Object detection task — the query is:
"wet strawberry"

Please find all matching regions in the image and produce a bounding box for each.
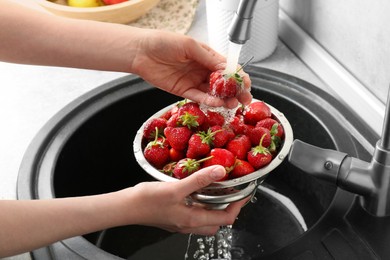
[177,102,206,129]
[164,126,192,151]
[230,159,255,179]
[247,134,272,170]
[202,148,236,180]
[210,125,234,148]
[186,131,213,159]
[228,115,250,135]
[166,113,180,127]
[226,134,251,160]
[161,162,176,176]
[209,70,244,98]
[244,101,272,125]
[247,126,271,147]
[169,147,185,162]
[256,118,284,139]
[143,118,167,141]
[206,110,225,126]
[173,156,213,179]
[144,134,170,169]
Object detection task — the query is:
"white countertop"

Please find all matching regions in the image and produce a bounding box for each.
[0,1,326,259]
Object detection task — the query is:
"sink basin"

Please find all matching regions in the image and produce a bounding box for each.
[17,66,377,259]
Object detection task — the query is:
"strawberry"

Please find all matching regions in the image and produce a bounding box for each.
[228,115,249,135]
[230,159,255,179]
[247,126,271,147]
[247,134,272,170]
[143,133,170,169]
[143,118,167,141]
[177,102,206,129]
[166,113,180,127]
[244,101,272,125]
[102,0,127,5]
[256,118,284,139]
[209,70,244,98]
[206,110,225,126]
[173,156,213,179]
[186,131,213,159]
[226,134,251,160]
[169,147,185,162]
[210,125,234,148]
[161,162,176,177]
[202,148,236,180]
[164,126,192,151]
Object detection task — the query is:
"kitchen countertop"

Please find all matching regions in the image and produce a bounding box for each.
[0,1,326,259]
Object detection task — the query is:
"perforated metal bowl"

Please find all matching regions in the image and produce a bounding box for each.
[133,99,293,208]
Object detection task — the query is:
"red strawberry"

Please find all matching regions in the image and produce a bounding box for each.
[177,102,206,129]
[247,134,273,170]
[202,148,236,180]
[143,118,167,141]
[144,135,170,169]
[235,104,245,116]
[247,126,271,147]
[226,134,251,160]
[169,147,185,162]
[163,99,186,120]
[166,113,180,127]
[209,70,244,98]
[210,125,234,148]
[206,110,225,126]
[164,126,192,151]
[161,162,177,177]
[173,156,212,179]
[244,101,272,125]
[186,131,213,159]
[102,0,127,5]
[256,118,284,139]
[230,159,255,179]
[229,115,249,135]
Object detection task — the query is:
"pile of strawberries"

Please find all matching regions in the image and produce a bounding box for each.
[141,99,284,181]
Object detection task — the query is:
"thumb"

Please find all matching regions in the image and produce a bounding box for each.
[176,165,226,195]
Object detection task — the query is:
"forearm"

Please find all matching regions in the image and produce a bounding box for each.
[0,191,134,257]
[0,1,145,72]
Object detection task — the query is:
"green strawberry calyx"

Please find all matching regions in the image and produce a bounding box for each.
[198,128,223,146]
[251,134,271,156]
[179,156,213,174]
[180,112,199,129]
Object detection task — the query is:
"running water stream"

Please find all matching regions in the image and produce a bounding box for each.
[224,42,243,74]
[200,41,244,123]
[185,41,244,260]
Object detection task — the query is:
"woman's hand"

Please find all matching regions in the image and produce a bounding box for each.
[131,30,252,109]
[120,165,248,235]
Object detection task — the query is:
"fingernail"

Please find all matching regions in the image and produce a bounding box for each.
[210,166,226,180]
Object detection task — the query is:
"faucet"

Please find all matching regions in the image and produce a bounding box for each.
[228,0,258,44]
[289,87,390,217]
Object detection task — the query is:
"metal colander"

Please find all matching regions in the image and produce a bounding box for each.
[133,99,293,209]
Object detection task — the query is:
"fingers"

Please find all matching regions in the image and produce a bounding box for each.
[175,165,226,196]
[175,197,250,235]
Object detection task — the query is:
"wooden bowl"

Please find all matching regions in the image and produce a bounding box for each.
[35,0,160,24]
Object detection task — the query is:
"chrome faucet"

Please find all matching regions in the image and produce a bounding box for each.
[289,87,390,217]
[228,0,258,44]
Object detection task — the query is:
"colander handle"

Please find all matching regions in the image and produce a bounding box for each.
[190,180,259,210]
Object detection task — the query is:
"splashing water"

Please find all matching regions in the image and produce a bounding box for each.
[199,104,239,126]
[185,225,233,260]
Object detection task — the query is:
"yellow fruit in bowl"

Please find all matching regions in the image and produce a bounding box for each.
[67,0,105,7]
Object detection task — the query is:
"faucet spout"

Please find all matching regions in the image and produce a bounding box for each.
[288,86,390,217]
[228,0,258,44]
